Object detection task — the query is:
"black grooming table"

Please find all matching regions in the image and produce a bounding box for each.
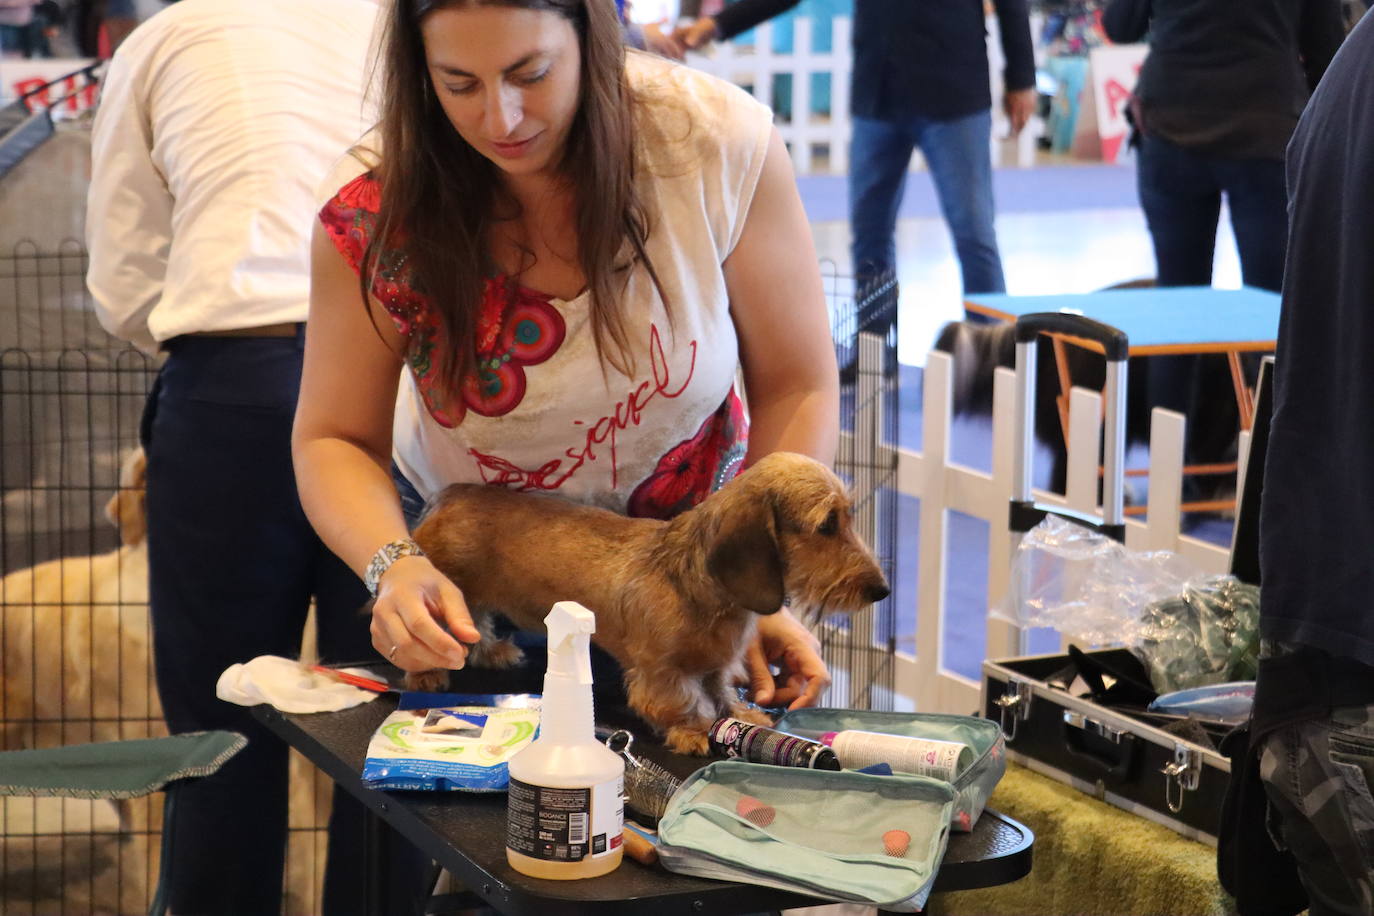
[254,664,1032,915]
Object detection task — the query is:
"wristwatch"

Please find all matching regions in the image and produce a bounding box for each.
[363,537,426,597]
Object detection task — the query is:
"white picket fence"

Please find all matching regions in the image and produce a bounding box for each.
[830,350,1247,715]
[684,15,1045,176]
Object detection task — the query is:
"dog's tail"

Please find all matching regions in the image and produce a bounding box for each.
[932,320,1016,417]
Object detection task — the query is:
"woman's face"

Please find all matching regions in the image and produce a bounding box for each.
[421,4,583,187]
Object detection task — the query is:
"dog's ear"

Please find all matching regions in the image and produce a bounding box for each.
[706,494,786,613]
[104,448,148,547]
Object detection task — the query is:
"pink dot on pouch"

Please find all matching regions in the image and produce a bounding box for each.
[883,829,910,857]
[736,795,775,827]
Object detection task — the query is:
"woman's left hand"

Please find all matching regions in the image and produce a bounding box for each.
[744,608,830,710]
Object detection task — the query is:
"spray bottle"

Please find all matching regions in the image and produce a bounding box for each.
[506,601,625,879]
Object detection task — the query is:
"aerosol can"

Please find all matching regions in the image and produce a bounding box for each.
[506,601,625,879]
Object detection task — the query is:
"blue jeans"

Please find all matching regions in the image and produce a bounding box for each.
[393,464,427,529]
[142,332,429,915]
[849,109,1006,295]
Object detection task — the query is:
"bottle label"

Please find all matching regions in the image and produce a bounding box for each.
[707,717,840,770]
[507,776,624,862]
[831,732,969,781]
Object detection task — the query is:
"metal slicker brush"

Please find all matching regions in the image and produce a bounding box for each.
[598,727,683,827]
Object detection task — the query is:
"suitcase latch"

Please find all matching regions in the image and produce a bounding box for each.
[1161,744,1202,813]
[993,679,1033,741]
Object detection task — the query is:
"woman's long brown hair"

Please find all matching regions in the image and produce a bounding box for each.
[364,0,666,403]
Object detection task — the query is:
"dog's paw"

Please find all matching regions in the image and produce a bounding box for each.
[728,702,775,727]
[468,638,524,669]
[403,668,450,694]
[664,724,712,756]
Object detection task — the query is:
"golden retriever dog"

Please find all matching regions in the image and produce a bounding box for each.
[1,447,156,751]
[0,448,328,914]
[408,452,891,754]
[1,447,155,915]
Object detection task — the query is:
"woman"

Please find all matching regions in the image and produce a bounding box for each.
[294,0,840,711]
[1104,0,1344,487]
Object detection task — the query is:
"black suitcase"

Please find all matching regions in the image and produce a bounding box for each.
[982,647,1230,843]
[981,318,1271,845]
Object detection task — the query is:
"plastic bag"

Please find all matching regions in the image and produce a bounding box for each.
[1149,682,1255,724]
[1006,515,1198,646]
[1006,515,1260,693]
[1135,579,1260,692]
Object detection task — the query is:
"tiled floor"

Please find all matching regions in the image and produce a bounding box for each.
[797,162,1244,680]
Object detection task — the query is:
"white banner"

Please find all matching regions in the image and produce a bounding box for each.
[1087,43,1147,163]
[0,58,99,116]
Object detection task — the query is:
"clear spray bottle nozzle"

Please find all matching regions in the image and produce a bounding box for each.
[545,601,596,686]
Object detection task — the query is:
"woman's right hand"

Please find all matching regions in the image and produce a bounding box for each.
[672,16,719,50]
[370,555,482,672]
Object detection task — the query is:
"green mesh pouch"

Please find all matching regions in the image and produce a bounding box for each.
[657,759,955,911]
[775,708,1006,831]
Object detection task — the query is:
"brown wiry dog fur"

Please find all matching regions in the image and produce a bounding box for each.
[407,451,890,754]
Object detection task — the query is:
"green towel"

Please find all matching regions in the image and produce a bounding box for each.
[930,763,1237,916]
[0,731,246,800]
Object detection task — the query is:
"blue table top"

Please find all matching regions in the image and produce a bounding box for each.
[965,286,1281,352]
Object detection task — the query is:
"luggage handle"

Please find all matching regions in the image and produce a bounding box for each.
[1014,311,1129,361]
[1012,311,1129,538]
[1062,710,1138,781]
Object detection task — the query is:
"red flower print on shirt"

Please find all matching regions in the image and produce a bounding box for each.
[318,173,567,429]
[461,279,566,419]
[336,172,382,213]
[627,388,748,520]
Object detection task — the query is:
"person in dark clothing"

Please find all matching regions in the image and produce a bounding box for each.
[1251,11,1374,914]
[1103,0,1344,482]
[676,0,1037,295]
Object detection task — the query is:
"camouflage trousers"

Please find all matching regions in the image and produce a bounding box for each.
[1259,704,1374,916]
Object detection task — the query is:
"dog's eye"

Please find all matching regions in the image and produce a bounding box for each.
[818,509,839,536]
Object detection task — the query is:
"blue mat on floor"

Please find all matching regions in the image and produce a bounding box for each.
[797,164,1138,224]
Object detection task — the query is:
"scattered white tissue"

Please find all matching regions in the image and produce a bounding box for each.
[217,655,380,713]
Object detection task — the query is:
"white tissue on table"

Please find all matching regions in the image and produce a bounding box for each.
[216,655,380,713]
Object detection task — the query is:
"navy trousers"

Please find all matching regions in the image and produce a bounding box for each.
[142,331,428,915]
[1136,134,1286,474]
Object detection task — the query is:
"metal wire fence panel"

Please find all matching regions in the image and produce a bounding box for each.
[0,239,169,914]
[0,239,338,915]
[823,266,899,711]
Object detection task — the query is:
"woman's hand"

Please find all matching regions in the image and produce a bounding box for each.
[642,22,686,59]
[672,16,719,50]
[743,608,830,710]
[370,555,481,672]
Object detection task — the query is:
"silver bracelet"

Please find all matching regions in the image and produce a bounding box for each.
[363,537,426,597]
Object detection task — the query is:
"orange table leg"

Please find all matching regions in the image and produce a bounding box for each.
[1227,351,1256,430]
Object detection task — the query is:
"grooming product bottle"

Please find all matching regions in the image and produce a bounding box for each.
[707,717,842,770]
[507,602,625,879]
[821,730,973,781]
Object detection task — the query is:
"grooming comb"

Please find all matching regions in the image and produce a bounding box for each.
[596,727,683,827]
[310,666,395,693]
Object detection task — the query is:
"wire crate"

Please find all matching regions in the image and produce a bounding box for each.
[823,265,900,712]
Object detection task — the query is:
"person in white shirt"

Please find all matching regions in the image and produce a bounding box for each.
[86,1,429,913]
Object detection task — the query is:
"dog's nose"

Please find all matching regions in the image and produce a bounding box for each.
[865,582,891,604]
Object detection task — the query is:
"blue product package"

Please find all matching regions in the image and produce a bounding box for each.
[1148,681,1255,724]
[362,697,541,791]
